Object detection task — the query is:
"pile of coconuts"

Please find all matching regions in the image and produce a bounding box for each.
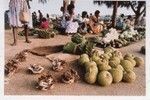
[78,47,144,86]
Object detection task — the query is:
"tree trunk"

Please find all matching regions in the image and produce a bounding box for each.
[112,1,118,27]
[134,12,141,25]
[134,8,145,25]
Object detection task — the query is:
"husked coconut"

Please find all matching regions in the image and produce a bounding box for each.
[109,68,123,83]
[109,57,121,68]
[134,57,144,67]
[123,70,136,83]
[78,54,90,66]
[84,72,97,84]
[97,71,113,86]
[120,60,134,71]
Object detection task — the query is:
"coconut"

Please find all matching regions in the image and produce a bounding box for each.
[97,59,111,71]
[112,50,123,60]
[124,57,136,67]
[78,54,90,66]
[124,54,135,59]
[85,61,98,74]
[122,70,136,83]
[134,57,144,67]
[103,47,115,53]
[120,60,134,71]
[84,72,97,84]
[91,55,101,63]
[109,68,123,83]
[71,33,85,44]
[105,52,112,58]
[109,57,121,68]
[100,53,110,60]
[97,71,113,86]
[63,42,77,53]
[116,65,124,71]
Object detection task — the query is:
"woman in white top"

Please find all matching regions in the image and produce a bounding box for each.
[9,0,31,46]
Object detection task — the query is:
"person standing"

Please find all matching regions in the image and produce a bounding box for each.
[38,10,43,25]
[32,12,38,28]
[9,0,31,46]
[67,0,76,20]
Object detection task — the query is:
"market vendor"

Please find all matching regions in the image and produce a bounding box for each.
[125,15,135,29]
[9,0,31,46]
[89,10,104,34]
[78,11,90,34]
[40,17,49,30]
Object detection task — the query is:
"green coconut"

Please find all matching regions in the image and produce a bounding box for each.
[97,71,113,86]
[78,54,90,66]
[84,72,97,84]
[120,60,134,71]
[122,70,136,83]
[63,42,77,53]
[103,47,115,53]
[71,33,85,44]
[109,68,123,83]
[109,57,121,68]
[134,57,144,67]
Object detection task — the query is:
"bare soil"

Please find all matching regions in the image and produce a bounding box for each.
[4,29,145,95]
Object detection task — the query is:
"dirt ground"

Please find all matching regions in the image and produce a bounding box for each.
[4,29,146,95]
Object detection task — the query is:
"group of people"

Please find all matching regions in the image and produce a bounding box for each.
[32,10,53,30]
[8,0,106,46]
[8,0,145,46]
[116,14,146,30]
[60,0,104,34]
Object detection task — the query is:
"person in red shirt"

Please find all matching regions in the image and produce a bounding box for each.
[40,17,49,30]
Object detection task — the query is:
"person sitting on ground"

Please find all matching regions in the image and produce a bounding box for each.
[78,11,90,34]
[116,14,125,30]
[40,17,49,30]
[89,10,104,34]
[65,16,79,34]
[125,15,135,29]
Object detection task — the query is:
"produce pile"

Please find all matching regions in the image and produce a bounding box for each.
[5,51,80,91]
[37,29,57,39]
[5,50,28,77]
[18,28,58,39]
[63,33,95,55]
[78,47,144,86]
[90,28,145,48]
